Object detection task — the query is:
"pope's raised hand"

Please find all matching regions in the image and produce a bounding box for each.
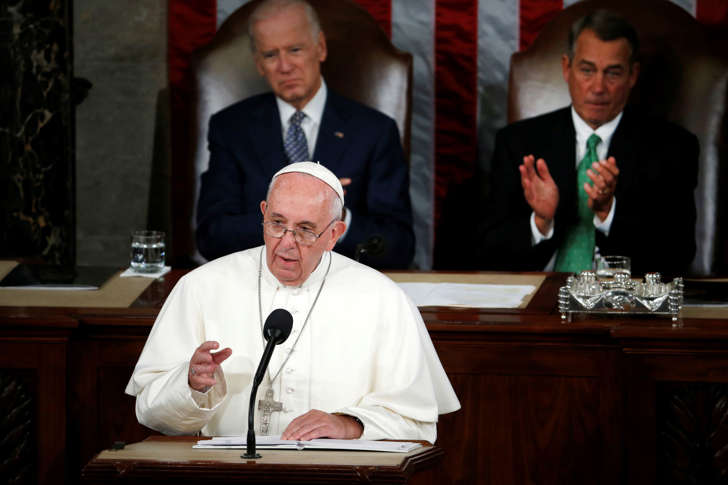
[519,154,559,235]
[188,341,232,392]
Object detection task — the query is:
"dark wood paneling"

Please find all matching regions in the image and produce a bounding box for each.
[69,334,152,478]
[3,272,728,485]
[434,337,621,485]
[0,337,69,485]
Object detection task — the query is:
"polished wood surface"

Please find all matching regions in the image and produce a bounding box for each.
[2,270,728,484]
[81,436,442,485]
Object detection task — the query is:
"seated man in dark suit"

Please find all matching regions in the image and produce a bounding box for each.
[476,9,698,277]
[196,0,414,269]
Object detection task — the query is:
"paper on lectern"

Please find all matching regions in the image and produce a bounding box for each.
[194,435,421,453]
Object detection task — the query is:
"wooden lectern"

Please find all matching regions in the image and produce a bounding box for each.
[81,436,443,484]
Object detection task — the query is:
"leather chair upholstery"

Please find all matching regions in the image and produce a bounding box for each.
[172,0,412,264]
[509,0,728,276]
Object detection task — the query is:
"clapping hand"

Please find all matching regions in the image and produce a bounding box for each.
[584,156,619,221]
[519,154,559,235]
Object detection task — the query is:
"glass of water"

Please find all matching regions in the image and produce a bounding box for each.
[130,230,166,273]
[595,255,631,279]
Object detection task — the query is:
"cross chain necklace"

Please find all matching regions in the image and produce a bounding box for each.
[256,248,331,434]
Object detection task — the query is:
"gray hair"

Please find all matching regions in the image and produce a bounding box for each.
[266,173,344,221]
[567,9,640,65]
[248,0,322,53]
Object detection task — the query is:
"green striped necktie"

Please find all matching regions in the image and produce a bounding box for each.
[554,133,601,273]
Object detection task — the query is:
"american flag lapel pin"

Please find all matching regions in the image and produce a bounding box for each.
[334,131,344,139]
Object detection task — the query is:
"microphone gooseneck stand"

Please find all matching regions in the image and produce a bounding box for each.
[243,308,293,459]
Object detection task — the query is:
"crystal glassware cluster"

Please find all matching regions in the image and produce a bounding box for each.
[559,271,683,323]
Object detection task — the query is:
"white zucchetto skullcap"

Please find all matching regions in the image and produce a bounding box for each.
[273,161,344,203]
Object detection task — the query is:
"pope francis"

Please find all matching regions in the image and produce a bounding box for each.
[126,162,460,443]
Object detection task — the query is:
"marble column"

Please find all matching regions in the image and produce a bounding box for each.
[0,0,73,265]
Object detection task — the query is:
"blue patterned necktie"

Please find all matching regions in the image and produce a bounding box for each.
[554,133,602,273]
[284,111,309,163]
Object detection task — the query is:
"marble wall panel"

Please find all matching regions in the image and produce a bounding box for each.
[1,0,73,265]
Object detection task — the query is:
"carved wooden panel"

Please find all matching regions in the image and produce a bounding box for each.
[0,337,67,485]
[0,370,36,485]
[657,382,728,485]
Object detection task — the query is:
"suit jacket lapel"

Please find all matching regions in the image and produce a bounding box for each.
[607,109,636,199]
[312,91,349,173]
[251,94,288,173]
[551,108,578,213]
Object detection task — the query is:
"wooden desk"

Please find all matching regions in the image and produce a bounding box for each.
[2,270,728,484]
[81,436,442,484]
[420,282,728,484]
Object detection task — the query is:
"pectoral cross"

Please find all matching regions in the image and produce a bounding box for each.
[257,388,283,435]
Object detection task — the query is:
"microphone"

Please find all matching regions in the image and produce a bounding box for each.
[243,308,293,459]
[355,234,385,262]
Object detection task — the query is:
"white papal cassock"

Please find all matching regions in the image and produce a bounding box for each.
[125,246,460,443]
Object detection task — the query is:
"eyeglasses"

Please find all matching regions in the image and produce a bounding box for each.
[262,218,337,246]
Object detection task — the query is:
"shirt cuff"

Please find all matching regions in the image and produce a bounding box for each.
[190,366,227,410]
[530,212,554,245]
[593,197,616,235]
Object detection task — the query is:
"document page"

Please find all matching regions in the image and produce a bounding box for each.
[195,435,421,453]
[397,282,536,308]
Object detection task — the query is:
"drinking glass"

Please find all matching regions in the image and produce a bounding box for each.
[595,255,631,279]
[130,230,166,273]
